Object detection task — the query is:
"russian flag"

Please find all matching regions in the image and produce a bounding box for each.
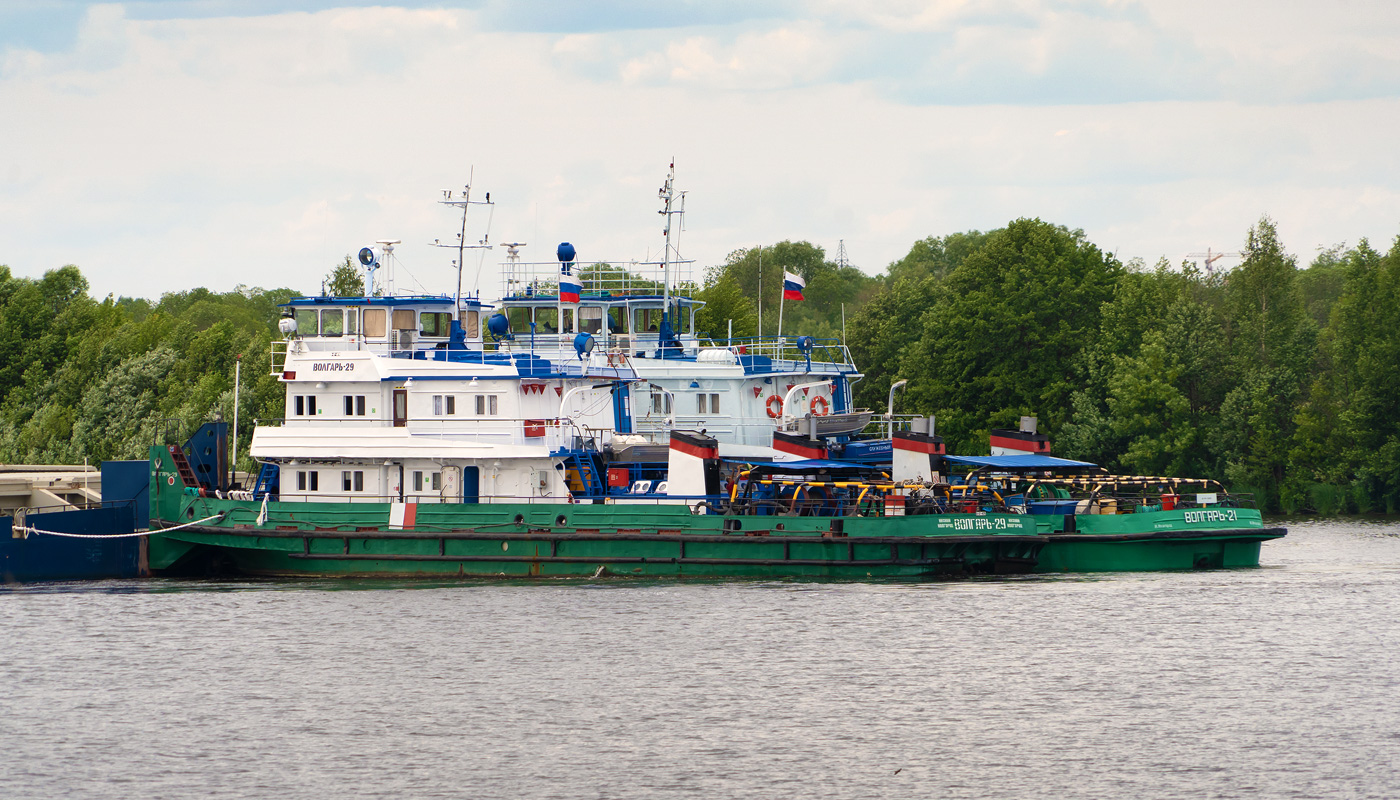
[782,271,805,301]
[560,266,581,303]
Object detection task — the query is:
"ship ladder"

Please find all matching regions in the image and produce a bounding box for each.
[252,462,280,499]
[167,445,200,488]
[568,452,607,499]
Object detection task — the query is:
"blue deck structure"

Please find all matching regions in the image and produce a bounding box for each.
[0,460,150,583]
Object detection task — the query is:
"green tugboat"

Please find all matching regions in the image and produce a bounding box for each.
[145,167,1284,578]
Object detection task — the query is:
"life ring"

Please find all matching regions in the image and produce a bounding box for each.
[810,396,830,416]
[765,394,784,418]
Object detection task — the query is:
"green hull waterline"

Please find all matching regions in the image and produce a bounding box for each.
[148,457,1284,579]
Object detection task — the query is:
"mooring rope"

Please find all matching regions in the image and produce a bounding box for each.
[13,513,227,539]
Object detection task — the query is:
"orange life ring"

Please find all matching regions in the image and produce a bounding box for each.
[607,351,626,367]
[765,394,784,419]
[810,395,830,416]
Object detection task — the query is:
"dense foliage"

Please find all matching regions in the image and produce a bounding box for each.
[5,217,1399,513]
[0,266,295,471]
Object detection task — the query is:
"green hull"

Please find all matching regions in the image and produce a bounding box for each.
[148,450,1285,579]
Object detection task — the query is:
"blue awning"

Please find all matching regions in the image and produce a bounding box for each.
[729,458,879,474]
[944,455,1101,470]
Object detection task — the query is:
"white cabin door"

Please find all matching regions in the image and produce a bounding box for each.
[440,466,461,503]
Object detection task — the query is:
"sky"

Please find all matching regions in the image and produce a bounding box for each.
[2,0,1398,300]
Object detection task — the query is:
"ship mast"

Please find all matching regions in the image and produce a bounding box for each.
[434,172,494,308]
[657,162,686,346]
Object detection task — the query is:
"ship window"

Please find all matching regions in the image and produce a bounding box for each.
[297,471,305,490]
[343,470,364,492]
[651,392,671,414]
[561,307,575,334]
[344,395,353,415]
[356,396,366,416]
[433,395,443,415]
[446,396,455,415]
[364,308,387,337]
[392,309,415,330]
[710,394,720,414]
[354,471,364,491]
[420,312,451,337]
[696,394,707,414]
[321,309,344,336]
[634,308,660,333]
[535,307,558,334]
[307,396,317,416]
[295,396,304,416]
[475,395,498,416]
[346,308,359,335]
[431,472,441,491]
[579,306,603,334]
[463,309,479,338]
[412,471,423,492]
[298,470,318,491]
[295,308,317,335]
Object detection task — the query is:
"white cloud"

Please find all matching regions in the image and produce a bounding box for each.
[1,2,1398,303]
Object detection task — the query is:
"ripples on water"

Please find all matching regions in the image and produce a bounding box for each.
[2,520,1398,800]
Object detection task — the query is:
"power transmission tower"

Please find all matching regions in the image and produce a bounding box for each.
[835,239,850,270]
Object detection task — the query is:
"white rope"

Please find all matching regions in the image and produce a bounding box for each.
[14,513,226,539]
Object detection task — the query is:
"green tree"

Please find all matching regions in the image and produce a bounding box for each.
[326,255,365,297]
[901,218,1122,451]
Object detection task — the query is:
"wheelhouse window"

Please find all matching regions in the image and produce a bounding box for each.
[364,308,387,337]
[321,309,344,336]
[535,307,558,334]
[295,308,317,335]
[420,312,451,337]
[579,306,603,334]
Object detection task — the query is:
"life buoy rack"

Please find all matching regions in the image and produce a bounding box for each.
[607,351,627,367]
[810,396,830,416]
[765,394,784,418]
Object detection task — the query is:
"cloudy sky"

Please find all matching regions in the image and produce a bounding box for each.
[2,0,1398,300]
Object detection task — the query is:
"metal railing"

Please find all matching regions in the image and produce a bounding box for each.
[500,259,699,299]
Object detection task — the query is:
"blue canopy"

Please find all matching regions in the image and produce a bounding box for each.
[944,455,1100,470]
[729,458,879,475]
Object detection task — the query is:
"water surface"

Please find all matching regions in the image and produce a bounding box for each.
[3,519,1398,799]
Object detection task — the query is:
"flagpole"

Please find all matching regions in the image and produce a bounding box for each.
[778,274,786,341]
[756,246,763,339]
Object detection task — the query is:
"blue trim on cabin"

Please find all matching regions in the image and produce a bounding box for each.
[283,295,493,308]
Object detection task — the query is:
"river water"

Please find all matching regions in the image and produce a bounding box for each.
[2,518,1398,800]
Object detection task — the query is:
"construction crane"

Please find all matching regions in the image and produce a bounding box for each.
[1185,247,1241,274]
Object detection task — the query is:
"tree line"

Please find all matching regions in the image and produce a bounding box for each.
[691,218,1398,514]
[3,215,1397,513]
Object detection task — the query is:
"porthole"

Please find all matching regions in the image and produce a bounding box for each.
[513,514,525,525]
[556,515,568,527]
